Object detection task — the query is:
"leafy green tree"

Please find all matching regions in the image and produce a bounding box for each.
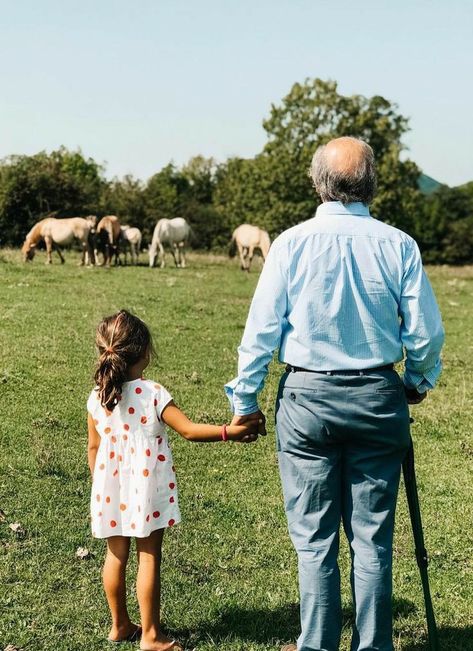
[100,174,146,229]
[0,147,104,245]
[214,78,425,239]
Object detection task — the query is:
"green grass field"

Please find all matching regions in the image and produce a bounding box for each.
[0,249,472,651]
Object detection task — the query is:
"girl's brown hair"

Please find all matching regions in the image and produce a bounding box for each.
[94,310,153,411]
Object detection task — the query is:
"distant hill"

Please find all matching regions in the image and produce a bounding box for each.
[418,173,443,195]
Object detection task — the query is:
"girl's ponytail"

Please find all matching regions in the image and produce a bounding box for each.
[95,349,128,412]
[94,310,153,411]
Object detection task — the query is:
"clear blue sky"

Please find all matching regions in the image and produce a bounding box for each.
[1,0,471,186]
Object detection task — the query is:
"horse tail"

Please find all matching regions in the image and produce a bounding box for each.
[260,230,271,260]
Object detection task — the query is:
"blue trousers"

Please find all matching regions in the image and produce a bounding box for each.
[275,369,411,651]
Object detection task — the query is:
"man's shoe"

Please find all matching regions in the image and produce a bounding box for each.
[281,645,297,651]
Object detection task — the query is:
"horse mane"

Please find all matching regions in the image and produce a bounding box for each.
[25,218,49,244]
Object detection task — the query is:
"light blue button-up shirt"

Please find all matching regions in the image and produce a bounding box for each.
[225,201,445,415]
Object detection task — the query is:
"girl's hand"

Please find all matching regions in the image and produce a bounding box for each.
[227,421,259,443]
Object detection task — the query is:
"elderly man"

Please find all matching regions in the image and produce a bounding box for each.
[225,137,444,651]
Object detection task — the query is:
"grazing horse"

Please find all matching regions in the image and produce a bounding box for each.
[95,215,121,267]
[149,217,190,268]
[22,215,97,265]
[119,226,142,265]
[230,224,271,271]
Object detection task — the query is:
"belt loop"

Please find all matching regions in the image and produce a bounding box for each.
[326,371,332,376]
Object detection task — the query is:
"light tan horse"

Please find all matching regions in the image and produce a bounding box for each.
[95,215,121,267]
[230,224,271,271]
[119,225,142,265]
[22,215,97,264]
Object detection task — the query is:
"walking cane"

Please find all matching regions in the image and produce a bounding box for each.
[402,426,440,651]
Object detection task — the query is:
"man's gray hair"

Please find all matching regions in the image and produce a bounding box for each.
[309,138,377,205]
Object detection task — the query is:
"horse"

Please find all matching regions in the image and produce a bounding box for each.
[149,217,191,268]
[230,224,271,271]
[22,215,97,265]
[95,215,121,267]
[119,225,142,265]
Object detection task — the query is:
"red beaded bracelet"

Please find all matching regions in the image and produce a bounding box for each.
[221,424,228,441]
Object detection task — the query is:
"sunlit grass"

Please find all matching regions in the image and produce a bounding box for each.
[0,250,471,650]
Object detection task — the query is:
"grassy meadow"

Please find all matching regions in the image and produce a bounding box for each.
[0,248,472,651]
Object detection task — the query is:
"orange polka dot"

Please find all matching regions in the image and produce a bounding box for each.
[135,387,142,394]
[158,437,163,444]
[131,523,136,530]
[96,494,100,501]
[99,463,105,470]
[143,469,149,477]
[131,447,135,454]
[110,451,115,459]
[153,511,160,518]
[124,424,130,431]
[120,504,127,511]
[158,454,166,462]
[113,469,118,477]
[118,455,123,462]
[111,435,117,443]
[106,496,111,503]
[128,407,135,415]
[168,519,175,526]
[169,496,175,503]
[154,399,158,406]
[94,419,99,425]
[154,384,161,389]
[141,416,147,424]
[123,434,128,441]
[145,448,151,457]
[98,512,102,517]
[169,482,175,489]
[104,427,111,434]
[110,520,117,528]
[146,515,150,522]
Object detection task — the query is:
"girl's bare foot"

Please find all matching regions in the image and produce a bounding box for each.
[108,621,141,642]
[140,632,183,651]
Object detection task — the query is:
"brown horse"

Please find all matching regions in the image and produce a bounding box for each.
[95,215,121,267]
[22,216,97,264]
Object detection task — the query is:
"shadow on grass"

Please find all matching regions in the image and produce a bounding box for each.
[174,598,422,647]
[402,626,473,651]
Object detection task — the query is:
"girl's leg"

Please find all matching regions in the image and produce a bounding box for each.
[136,529,179,650]
[104,535,140,641]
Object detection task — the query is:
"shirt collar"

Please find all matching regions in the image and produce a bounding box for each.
[315,201,371,218]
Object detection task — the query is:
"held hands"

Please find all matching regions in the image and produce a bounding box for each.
[230,410,267,443]
[404,386,427,405]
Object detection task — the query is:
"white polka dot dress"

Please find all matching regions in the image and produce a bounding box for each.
[87,379,181,538]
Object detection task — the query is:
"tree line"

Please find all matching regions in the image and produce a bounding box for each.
[1,78,471,263]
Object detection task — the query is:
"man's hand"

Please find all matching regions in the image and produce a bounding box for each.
[404,386,427,405]
[231,410,267,440]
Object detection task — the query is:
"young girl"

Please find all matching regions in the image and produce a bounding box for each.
[87,310,258,651]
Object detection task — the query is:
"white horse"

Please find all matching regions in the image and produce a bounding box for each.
[120,226,142,265]
[149,217,191,268]
[22,215,97,265]
[230,224,271,271]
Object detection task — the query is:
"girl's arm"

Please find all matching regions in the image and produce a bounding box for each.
[161,402,258,442]
[87,413,101,475]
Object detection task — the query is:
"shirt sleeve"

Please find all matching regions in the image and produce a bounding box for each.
[153,384,173,420]
[225,239,288,415]
[399,239,445,393]
[86,388,98,414]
